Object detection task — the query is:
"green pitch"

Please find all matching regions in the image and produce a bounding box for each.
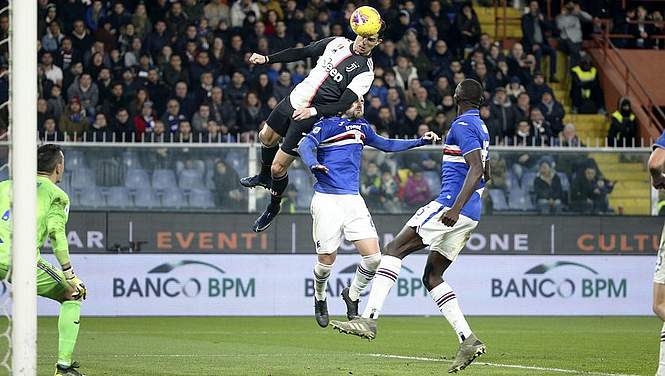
[4,316,663,375]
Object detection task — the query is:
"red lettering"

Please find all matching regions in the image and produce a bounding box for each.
[577,234,594,252]
[175,232,195,249]
[260,234,268,250]
[599,234,615,252]
[199,232,213,250]
[241,233,257,249]
[218,233,237,249]
[620,235,634,252]
[635,234,649,251]
[157,232,172,249]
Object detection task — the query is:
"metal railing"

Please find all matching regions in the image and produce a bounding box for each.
[592,21,665,135]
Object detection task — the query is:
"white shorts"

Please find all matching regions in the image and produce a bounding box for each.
[655,224,665,284]
[310,192,378,254]
[405,201,478,261]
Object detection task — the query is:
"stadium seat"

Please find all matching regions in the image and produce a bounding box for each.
[106,187,133,208]
[224,149,248,175]
[71,168,96,189]
[179,169,205,190]
[161,188,186,208]
[290,169,311,191]
[152,169,177,190]
[489,189,509,211]
[134,188,160,208]
[66,150,86,170]
[77,187,104,208]
[125,168,150,189]
[522,171,537,192]
[557,172,570,193]
[508,186,535,211]
[423,171,441,195]
[122,151,142,169]
[189,188,215,208]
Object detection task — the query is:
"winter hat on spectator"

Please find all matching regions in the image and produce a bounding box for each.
[510,76,521,85]
[70,96,81,105]
[494,86,506,93]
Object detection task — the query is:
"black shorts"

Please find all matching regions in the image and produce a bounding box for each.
[265,97,318,156]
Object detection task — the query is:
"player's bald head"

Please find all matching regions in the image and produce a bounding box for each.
[454,79,484,108]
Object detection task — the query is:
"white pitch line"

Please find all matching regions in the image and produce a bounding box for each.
[364,353,640,376]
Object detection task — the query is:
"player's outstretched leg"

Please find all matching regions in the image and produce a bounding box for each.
[653,282,665,375]
[422,251,485,373]
[332,226,425,339]
[343,251,381,319]
[313,261,333,327]
[252,151,294,232]
[240,127,279,189]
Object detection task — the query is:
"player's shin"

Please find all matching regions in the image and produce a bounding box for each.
[428,281,472,343]
[658,322,665,376]
[260,142,279,179]
[361,255,402,319]
[270,173,289,207]
[57,300,82,367]
[349,252,380,301]
[313,262,333,301]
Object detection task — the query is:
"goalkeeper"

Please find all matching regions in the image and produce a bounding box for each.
[0,144,87,376]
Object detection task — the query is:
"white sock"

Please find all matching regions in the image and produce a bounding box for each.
[349,253,381,301]
[429,281,472,343]
[361,255,402,319]
[313,262,333,301]
[658,322,665,376]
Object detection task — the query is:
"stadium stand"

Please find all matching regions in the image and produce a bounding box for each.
[0,0,661,214]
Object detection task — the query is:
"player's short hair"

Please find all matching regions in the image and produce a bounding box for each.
[37,144,64,174]
[377,20,387,39]
[455,79,484,107]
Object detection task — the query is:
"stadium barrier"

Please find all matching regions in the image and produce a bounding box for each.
[51,212,661,255]
[6,254,653,316]
[0,143,653,214]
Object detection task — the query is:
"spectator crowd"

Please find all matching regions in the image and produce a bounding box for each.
[0,0,656,213]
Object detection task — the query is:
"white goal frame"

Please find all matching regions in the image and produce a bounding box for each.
[10,0,37,375]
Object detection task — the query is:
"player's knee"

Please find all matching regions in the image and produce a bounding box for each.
[259,126,279,147]
[383,241,400,257]
[363,252,381,270]
[271,161,288,178]
[654,301,665,318]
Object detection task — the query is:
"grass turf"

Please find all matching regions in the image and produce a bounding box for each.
[1,316,661,375]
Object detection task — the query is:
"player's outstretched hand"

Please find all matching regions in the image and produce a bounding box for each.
[248,53,268,65]
[420,131,441,143]
[293,107,314,121]
[311,164,329,174]
[440,208,459,227]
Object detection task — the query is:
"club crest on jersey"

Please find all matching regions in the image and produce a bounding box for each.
[345,62,360,72]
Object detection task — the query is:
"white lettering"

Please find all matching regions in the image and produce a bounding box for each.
[514,234,529,251]
[87,231,104,248]
[68,231,84,248]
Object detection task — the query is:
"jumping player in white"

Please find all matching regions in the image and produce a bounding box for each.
[240,23,385,233]
[331,79,491,374]
[648,130,665,376]
[297,97,439,327]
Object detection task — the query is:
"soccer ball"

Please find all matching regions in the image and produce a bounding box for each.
[349,6,382,37]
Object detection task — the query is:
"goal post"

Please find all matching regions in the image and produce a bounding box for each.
[10,0,38,374]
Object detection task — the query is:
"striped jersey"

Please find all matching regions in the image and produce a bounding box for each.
[301,116,424,195]
[437,109,490,221]
[654,131,665,149]
[289,37,374,109]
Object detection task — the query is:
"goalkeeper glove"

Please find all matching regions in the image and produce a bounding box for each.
[63,267,87,300]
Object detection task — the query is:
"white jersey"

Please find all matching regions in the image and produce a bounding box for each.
[289,37,374,109]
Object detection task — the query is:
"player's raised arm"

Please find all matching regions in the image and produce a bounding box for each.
[249,37,336,65]
[441,149,484,227]
[364,122,440,152]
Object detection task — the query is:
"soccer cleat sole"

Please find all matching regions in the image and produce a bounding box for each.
[448,345,486,373]
[330,321,375,341]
